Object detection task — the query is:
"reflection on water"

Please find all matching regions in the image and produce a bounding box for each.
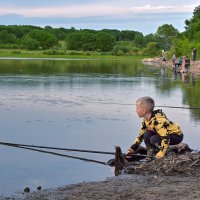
[0,59,200,196]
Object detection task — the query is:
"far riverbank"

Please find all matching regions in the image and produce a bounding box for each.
[143,57,200,77]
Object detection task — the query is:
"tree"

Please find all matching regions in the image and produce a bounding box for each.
[28,30,57,49]
[66,31,97,51]
[66,32,82,50]
[156,24,179,49]
[80,31,97,51]
[96,32,115,52]
[0,30,17,44]
[134,33,145,48]
[144,42,158,56]
[184,5,200,40]
[22,35,40,50]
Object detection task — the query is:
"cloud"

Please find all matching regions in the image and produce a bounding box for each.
[128,4,197,14]
[0,3,198,18]
[0,3,197,35]
[0,5,126,18]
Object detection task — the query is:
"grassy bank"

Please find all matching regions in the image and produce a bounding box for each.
[0,49,145,60]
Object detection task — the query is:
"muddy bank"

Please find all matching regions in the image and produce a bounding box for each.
[4,173,200,200]
[143,57,200,77]
[3,152,200,200]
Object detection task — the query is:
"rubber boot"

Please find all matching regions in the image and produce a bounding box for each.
[145,146,156,162]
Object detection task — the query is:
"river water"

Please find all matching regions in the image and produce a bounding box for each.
[0,58,199,196]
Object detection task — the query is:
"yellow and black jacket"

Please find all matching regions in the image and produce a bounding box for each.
[132,109,183,156]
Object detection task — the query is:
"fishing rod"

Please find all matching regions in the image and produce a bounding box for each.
[0,141,147,157]
[1,142,107,165]
[156,105,200,110]
[0,141,115,155]
[85,100,200,110]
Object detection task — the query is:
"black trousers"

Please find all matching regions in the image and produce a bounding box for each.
[143,130,183,149]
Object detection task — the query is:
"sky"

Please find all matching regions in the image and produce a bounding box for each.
[0,0,199,35]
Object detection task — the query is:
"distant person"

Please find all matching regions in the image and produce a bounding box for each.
[192,48,197,62]
[171,54,176,66]
[126,96,183,161]
[162,50,166,61]
[175,57,183,68]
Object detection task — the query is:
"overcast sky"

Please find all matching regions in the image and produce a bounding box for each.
[0,0,199,35]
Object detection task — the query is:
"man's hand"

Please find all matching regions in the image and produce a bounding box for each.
[156,151,164,159]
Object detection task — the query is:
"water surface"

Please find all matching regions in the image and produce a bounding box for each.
[0,59,200,196]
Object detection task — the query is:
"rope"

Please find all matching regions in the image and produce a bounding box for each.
[85,100,200,110]
[0,141,115,155]
[1,142,107,165]
[0,141,147,165]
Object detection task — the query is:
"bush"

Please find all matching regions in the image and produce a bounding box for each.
[43,50,65,55]
[66,50,85,55]
[11,50,21,54]
[112,45,130,56]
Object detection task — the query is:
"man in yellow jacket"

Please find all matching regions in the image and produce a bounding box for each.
[127,96,183,161]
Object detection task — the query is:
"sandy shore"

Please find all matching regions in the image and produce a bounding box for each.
[143,57,200,77]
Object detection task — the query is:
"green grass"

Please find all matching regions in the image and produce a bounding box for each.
[0,49,146,61]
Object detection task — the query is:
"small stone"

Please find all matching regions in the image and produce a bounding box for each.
[24,187,30,193]
[37,186,42,191]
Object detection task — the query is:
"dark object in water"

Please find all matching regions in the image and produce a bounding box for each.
[24,187,30,193]
[114,146,128,176]
[37,186,42,191]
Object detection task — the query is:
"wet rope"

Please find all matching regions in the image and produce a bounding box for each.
[0,142,108,165]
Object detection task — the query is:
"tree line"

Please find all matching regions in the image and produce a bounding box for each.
[0,5,199,58]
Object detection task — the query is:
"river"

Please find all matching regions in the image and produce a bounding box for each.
[0,58,199,196]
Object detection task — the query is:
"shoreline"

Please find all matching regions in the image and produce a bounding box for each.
[142,57,200,77]
[3,173,199,200]
[3,151,200,200]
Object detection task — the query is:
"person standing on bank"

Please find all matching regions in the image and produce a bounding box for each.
[192,48,197,62]
[162,50,166,61]
[171,54,176,67]
[126,97,183,161]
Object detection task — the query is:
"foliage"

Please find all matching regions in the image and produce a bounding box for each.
[66,31,97,51]
[143,42,159,56]
[156,24,179,50]
[112,41,140,56]
[27,30,58,49]
[0,30,18,44]
[184,5,200,42]
[96,32,115,52]
[171,37,191,57]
